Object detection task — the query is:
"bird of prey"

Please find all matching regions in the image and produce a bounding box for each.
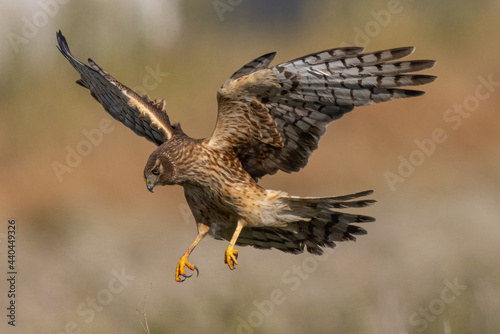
[57,31,435,282]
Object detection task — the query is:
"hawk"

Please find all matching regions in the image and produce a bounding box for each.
[57,31,435,282]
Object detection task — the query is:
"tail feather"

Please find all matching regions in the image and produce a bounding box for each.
[234,190,375,255]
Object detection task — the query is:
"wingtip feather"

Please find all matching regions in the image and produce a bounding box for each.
[396,46,415,57]
[56,30,71,57]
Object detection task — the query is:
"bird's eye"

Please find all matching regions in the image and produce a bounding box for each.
[152,168,160,175]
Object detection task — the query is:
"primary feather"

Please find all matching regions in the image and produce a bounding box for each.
[211,46,436,179]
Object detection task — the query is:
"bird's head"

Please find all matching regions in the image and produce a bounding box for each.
[143,149,176,192]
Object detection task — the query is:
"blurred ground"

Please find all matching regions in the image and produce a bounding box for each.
[1,1,500,333]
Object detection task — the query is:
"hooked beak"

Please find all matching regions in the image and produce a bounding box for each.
[145,179,155,193]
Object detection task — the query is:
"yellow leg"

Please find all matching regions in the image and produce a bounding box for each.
[176,223,209,282]
[224,219,245,270]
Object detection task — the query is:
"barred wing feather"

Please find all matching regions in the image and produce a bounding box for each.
[56,31,176,146]
[211,46,436,179]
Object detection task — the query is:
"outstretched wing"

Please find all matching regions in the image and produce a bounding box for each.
[57,31,176,146]
[209,46,436,179]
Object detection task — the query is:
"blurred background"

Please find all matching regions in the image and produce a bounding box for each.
[1,0,499,333]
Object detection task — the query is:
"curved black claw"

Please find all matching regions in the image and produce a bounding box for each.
[177,274,190,283]
[177,265,199,283]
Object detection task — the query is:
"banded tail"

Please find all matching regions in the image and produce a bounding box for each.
[226,190,375,255]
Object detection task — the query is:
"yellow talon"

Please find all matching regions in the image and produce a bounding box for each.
[224,246,239,270]
[175,255,197,282]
